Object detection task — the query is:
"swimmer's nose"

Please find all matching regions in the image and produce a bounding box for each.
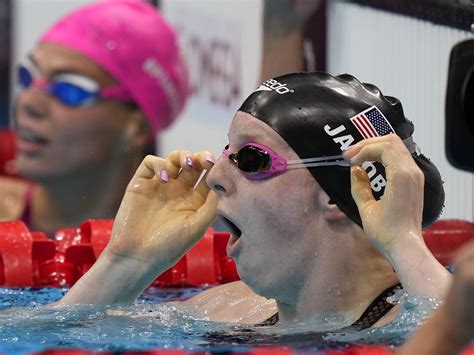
[206,173,227,195]
[20,102,47,120]
[211,183,226,194]
[15,89,48,121]
[206,157,230,196]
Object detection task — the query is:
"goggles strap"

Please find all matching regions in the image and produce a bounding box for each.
[287,155,350,169]
[403,136,421,155]
[287,154,346,164]
[286,160,351,169]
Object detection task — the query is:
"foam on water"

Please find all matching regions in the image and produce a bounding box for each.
[0,287,440,354]
[324,289,442,345]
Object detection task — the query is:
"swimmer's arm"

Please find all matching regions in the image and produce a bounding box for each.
[59,250,162,304]
[260,0,321,82]
[379,232,452,299]
[59,152,217,305]
[0,176,31,221]
[344,135,452,299]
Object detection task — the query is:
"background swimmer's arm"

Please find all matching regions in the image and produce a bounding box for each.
[396,242,474,355]
[344,135,451,299]
[0,176,31,221]
[59,152,218,305]
[260,0,321,82]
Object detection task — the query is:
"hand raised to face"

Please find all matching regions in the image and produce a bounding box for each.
[343,134,425,254]
[106,151,218,272]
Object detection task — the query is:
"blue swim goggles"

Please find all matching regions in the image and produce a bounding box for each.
[17,60,133,107]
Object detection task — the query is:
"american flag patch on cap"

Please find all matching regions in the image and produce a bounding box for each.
[350,106,395,139]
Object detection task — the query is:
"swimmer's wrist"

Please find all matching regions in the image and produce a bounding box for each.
[367,229,422,261]
[381,229,430,266]
[379,230,425,256]
[381,230,451,298]
[61,249,165,305]
[100,247,169,285]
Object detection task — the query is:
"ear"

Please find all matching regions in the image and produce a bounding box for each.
[324,200,347,221]
[317,189,347,221]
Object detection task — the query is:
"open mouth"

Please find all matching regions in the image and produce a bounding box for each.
[219,215,242,239]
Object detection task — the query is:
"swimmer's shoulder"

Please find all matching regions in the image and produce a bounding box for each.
[180,280,277,324]
[0,176,32,221]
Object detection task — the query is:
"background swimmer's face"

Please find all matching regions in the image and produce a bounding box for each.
[207,111,331,302]
[14,42,146,181]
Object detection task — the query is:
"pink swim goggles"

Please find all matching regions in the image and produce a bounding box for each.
[222,142,350,180]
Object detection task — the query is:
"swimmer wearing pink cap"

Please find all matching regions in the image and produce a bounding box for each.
[0,0,189,236]
[40,0,189,135]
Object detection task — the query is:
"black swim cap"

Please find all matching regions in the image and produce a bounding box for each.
[239,72,444,228]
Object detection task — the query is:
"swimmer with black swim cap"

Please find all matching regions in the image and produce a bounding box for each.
[199,71,449,325]
[239,72,444,228]
[60,71,451,330]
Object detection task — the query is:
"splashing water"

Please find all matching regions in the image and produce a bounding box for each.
[324,289,442,346]
[0,287,440,354]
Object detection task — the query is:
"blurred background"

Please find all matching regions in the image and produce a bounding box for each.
[1,0,473,221]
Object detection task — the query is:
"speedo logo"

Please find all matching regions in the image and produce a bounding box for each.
[255,79,294,95]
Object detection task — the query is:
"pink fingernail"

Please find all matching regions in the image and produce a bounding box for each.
[160,170,168,182]
[205,155,215,165]
[185,157,194,168]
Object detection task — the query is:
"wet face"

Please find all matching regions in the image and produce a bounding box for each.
[206,111,326,302]
[14,42,140,181]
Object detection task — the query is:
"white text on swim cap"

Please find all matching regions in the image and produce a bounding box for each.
[324,123,387,194]
[143,58,180,116]
[361,161,387,192]
[255,79,294,95]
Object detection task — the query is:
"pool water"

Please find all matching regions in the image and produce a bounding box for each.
[0,287,439,354]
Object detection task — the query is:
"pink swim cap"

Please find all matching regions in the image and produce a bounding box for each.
[40,0,189,136]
